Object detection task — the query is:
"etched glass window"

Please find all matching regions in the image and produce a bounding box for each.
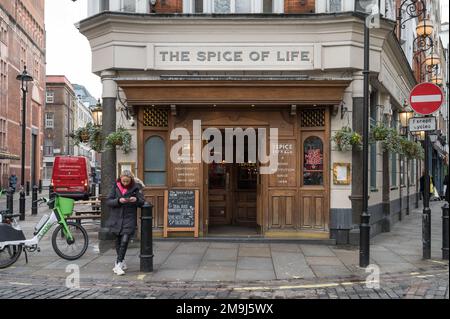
[122,0,136,12]
[236,0,251,12]
[329,0,342,12]
[214,0,231,13]
[144,136,166,186]
[303,136,324,186]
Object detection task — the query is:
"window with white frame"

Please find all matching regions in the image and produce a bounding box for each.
[188,0,282,14]
[46,91,54,104]
[45,113,54,128]
[44,139,54,157]
[328,0,342,12]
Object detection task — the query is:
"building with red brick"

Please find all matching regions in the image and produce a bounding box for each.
[0,0,45,189]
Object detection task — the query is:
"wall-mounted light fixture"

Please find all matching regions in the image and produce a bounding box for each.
[340,101,348,120]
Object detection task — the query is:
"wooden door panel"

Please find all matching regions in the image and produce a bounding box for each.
[143,190,166,228]
[299,192,327,230]
[268,191,297,229]
[234,191,257,225]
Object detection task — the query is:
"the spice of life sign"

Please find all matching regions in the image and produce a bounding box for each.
[151,44,319,70]
[409,117,436,132]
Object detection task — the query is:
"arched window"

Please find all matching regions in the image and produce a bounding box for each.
[144,136,166,186]
[303,136,324,186]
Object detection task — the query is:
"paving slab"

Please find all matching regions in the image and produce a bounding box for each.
[237,257,274,271]
[300,245,336,257]
[208,243,239,249]
[306,257,345,266]
[270,243,301,253]
[310,265,352,278]
[193,267,236,282]
[203,248,238,261]
[172,242,210,255]
[159,254,204,269]
[271,251,315,279]
[238,246,271,257]
[236,269,276,281]
[151,269,197,282]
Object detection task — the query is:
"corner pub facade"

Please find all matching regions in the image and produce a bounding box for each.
[79,0,420,244]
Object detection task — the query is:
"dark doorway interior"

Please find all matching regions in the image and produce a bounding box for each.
[207,132,258,235]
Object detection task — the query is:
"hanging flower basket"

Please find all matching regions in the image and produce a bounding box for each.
[380,129,403,154]
[332,127,363,152]
[105,127,132,154]
[70,122,103,152]
[371,124,394,142]
[401,139,424,160]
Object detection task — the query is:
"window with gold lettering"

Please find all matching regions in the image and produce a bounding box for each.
[303,136,324,186]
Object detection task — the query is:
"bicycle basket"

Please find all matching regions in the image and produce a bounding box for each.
[56,196,75,217]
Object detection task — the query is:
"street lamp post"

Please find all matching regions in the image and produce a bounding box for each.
[16,66,33,221]
[400,107,414,216]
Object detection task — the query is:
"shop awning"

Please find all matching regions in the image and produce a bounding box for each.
[0,151,20,160]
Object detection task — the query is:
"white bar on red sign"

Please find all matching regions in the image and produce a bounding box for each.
[411,95,443,103]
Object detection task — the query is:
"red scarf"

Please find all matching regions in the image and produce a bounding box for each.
[117,181,131,196]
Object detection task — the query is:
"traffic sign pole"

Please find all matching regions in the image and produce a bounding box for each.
[409,83,444,261]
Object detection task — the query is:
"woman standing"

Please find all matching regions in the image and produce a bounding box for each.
[106,170,145,275]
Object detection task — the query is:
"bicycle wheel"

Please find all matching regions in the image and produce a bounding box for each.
[51,222,89,260]
[0,245,22,269]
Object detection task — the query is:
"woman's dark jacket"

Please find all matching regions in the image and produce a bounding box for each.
[106,181,145,235]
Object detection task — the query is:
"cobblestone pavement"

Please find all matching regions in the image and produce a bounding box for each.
[0,265,448,299]
[1,199,449,299]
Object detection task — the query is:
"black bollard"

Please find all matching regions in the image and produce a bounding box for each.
[19,190,25,221]
[38,180,42,194]
[32,185,38,215]
[140,202,154,272]
[6,188,13,214]
[443,203,449,260]
[26,181,30,196]
[49,185,54,198]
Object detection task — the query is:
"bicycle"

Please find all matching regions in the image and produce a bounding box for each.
[0,193,89,269]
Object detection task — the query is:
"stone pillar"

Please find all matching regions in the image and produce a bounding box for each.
[99,70,117,248]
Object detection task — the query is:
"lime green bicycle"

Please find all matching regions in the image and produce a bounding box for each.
[0,192,89,269]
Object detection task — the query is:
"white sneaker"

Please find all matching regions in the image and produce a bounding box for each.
[121,261,128,270]
[113,262,125,276]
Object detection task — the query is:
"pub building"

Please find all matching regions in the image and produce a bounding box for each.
[79,0,420,245]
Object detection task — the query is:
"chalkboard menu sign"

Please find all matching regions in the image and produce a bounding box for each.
[164,189,199,237]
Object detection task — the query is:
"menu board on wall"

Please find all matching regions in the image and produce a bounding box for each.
[173,163,200,187]
[270,140,297,187]
[164,189,199,238]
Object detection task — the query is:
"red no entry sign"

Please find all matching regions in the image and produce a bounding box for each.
[409,82,443,115]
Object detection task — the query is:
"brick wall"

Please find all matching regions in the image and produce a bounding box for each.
[285,0,315,14]
[0,0,45,186]
[154,0,183,13]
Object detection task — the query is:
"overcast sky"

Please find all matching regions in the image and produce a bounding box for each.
[45,0,449,101]
[45,0,101,99]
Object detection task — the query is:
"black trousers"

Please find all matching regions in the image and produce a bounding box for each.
[115,234,131,263]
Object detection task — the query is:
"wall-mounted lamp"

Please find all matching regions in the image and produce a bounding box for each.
[290,105,297,116]
[340,102,348,120]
